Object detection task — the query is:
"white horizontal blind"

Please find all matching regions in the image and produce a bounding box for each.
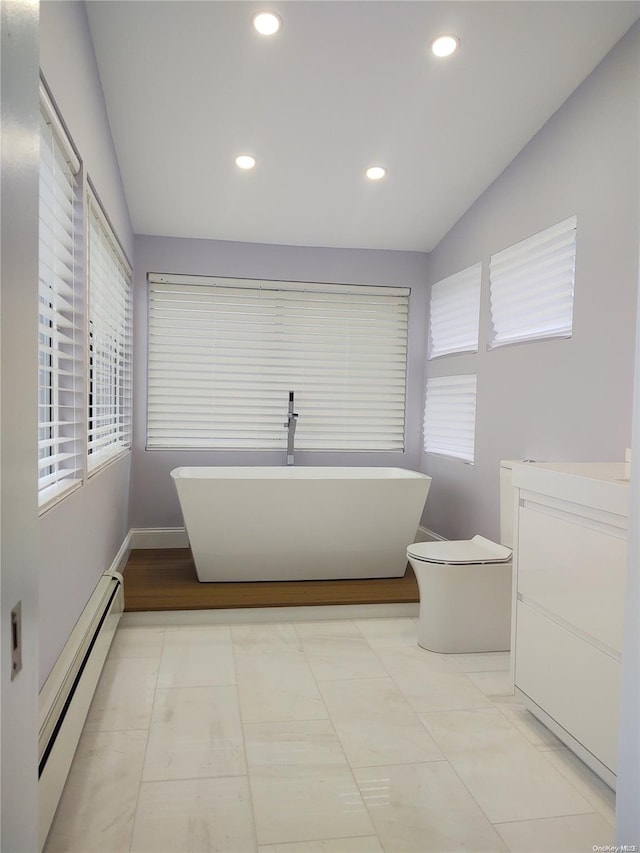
[147,274,410,451]
[87,191,132,470]
[489,215,577,348]
[38,88,84,508]
[428,262,481,359]
[423,374,477,463]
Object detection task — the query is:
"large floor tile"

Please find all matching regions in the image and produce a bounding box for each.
[143,685,246,781]
[108,626,165,659]
[130,776,256,853]
[245,720,370,845]
[419,707,530,756]
[447,743,593,823]
[50,613,615,853]
[449,652,511,673]
[374,642,460,676]
[543,747,616,826]
[319,677,444,767]
[354,762,508,852]
[84,657,158,731]
[354,617,419,648]
[494,700,566,750]
[250,767,375,845]
[300,634,388,681]
[467,670,515,699]
[157,625,235,688]
[44,729,147,853]
[232,622,302,653]
[495,812,614,852]
[294,620,362,640]
[244,719,349,772]
[258,837,383,853]
[235,651,327,723]
[376,646,493,712]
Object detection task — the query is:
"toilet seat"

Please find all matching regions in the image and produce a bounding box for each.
[407,534,512,565]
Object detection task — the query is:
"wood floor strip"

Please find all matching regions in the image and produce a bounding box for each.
[123,548,419,612]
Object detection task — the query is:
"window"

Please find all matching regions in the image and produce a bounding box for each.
[488,215,577,348]
[147,274,410,451]
[38,84,84,509]
[428,262,481,359]
[87,189,132,471]
[423,374,477,463]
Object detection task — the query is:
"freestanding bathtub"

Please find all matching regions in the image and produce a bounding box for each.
[171,467,432,582]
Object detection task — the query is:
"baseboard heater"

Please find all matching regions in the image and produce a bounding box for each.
[38,571,124,850]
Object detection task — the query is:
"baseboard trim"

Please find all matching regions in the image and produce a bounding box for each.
[121,601,419,627]
[110,531,133,573]
[129,525,444,549]
[39,573,123,849]
[129,527,188,549]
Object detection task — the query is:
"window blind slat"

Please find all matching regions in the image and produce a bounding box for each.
[38,90,84,509]
[87,190,132,470]
[489,216,576,349]
[428,263,481,359]
[423,374,477,463]
[147,275,409,451]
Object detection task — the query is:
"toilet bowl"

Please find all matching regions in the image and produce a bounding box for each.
[407,460,517,654]
[407,535,512,653]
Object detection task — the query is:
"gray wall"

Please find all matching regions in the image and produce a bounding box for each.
[1,2,40,848]
[130,237,429,527]
[421,23,640,541]
[39,1,134,685]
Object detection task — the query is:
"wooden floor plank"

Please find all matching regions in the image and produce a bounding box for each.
[123,548,419,612]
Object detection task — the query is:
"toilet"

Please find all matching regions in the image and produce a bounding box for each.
[406,460,515,654]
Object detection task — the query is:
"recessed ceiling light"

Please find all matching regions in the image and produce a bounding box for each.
[235,154,257,170]
[252,11,282,36]
[366,166,386,181]
[430,34,460,58]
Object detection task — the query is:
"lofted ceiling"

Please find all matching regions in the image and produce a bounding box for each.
[86,1,640,252]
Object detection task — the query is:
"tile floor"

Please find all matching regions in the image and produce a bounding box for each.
[44,616,616,853]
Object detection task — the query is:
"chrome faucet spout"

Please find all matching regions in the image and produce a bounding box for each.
[285,391,298,465]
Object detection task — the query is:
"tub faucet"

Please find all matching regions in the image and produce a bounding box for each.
[284,391,298,465]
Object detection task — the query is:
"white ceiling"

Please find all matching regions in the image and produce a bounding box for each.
[86,1,640,253]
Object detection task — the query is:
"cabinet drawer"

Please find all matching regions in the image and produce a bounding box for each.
[515,601,620,774]
[518,503,626,653]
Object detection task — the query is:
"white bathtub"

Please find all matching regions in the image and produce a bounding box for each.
[171,467,432,582]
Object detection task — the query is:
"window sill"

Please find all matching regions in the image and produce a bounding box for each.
[87,447,131,479]
[424,451,474,465]
[38,479,83,517]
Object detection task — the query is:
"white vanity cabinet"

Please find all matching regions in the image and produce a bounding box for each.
[510,462,629,789]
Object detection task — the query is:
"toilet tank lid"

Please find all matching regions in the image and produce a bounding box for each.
[407,535,512,564]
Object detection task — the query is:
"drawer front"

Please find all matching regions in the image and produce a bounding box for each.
[515,601,620,773]
[518,502,626,653]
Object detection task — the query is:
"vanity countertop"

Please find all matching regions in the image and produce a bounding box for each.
[510,461,629,517]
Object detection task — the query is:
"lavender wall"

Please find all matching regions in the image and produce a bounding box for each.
[38,1,134,685]
[130,237,429,527]
[421,23,640,541]
[39,0,133,258]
